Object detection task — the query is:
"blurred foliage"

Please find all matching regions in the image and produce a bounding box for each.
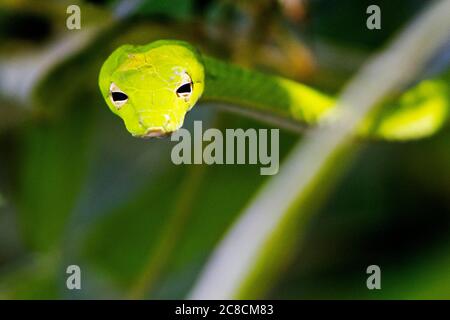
[0,0,449,299]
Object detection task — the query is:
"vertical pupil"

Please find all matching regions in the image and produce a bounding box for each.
[112,92,128,101]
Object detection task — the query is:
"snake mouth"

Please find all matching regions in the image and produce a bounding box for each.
[137,127,171,139]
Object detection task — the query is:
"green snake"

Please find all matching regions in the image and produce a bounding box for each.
[98,40,449,140]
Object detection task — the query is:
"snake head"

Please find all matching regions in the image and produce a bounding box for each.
[99,40,205,138]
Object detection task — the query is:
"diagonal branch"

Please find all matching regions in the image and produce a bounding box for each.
[189,0,450,299]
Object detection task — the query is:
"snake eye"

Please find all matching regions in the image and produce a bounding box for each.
[109,83,128,109]
[176,82,192,98]
[112,92,128,102]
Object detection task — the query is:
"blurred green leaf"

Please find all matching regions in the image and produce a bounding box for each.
[15,105,94,252]
[0,254,60,299]
[82,163,187,287]
[81,114,297,298]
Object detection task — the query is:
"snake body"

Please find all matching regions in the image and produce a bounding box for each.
[99,40,448,140]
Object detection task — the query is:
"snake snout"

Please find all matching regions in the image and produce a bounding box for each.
[144,115,174,138]
[134,110,182,138]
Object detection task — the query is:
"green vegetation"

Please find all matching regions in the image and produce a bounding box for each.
[0,0,449,299]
